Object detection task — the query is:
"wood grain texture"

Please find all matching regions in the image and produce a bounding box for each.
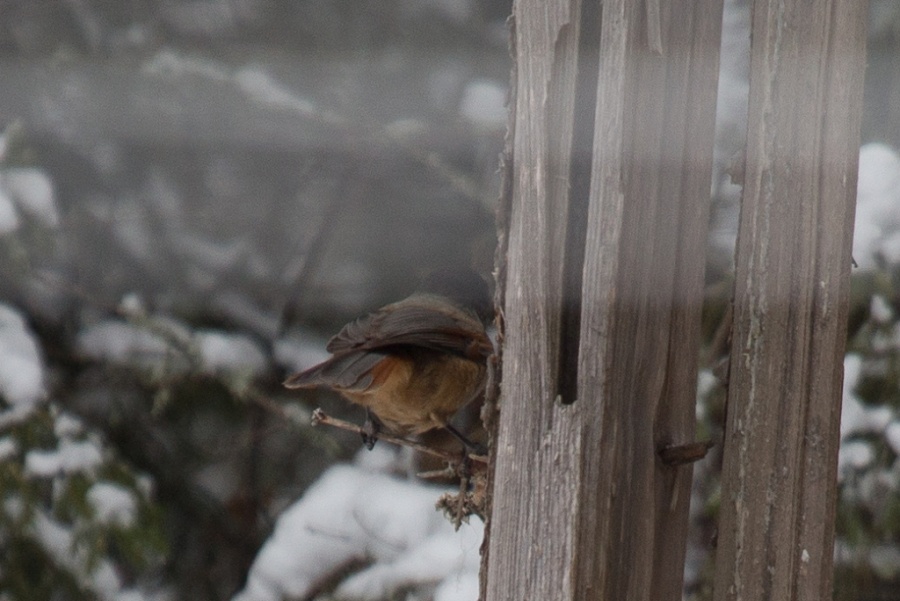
[711,1,869,600]
[484,0,585,598]
[484,0,724,599]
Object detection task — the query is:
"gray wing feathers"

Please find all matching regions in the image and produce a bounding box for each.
[283,351,386,391]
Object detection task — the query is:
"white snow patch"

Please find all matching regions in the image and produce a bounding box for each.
[838,440,875,474]
[0,436,18,460]
[0,303,45,410]
[841,354,893,439]
[459,78,507,127]
[880,229,900,265]
[2,167,59,228]
[853,144,900,269]
[233,455,482,601]
[77,320,172,365]
[25,439,104,477]
[54,412,85,438]
[88,482,137,527]
[841,394,893,440]
[273,335,331,373]
[30,510,124,600]
[885,421,900,455]
[194,330,266,375]
[235,68,316,115]
[433,570,480,601]
[870,295,894,324]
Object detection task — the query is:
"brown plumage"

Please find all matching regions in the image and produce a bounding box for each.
[284,270,492,447]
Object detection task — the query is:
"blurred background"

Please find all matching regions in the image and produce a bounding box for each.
[0,1,898,600]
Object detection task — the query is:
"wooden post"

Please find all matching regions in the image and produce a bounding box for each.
[712,1,868,600]
[483,0,723,599]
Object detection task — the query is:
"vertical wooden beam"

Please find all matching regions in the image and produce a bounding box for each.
[484,0,723,598]
[483,0,585,597]
[712,1,869,600]
[576,1,724,599]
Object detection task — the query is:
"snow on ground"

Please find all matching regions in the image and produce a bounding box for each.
[233,447,482,601]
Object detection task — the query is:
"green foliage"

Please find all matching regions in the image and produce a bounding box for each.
[0,404,168,600]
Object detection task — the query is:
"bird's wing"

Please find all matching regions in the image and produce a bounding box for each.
[283,350,387,391]
[325,294,492,360]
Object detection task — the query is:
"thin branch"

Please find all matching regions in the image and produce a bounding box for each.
[311,408,488,465]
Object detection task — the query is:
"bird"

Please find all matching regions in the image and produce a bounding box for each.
[283,269,493,451]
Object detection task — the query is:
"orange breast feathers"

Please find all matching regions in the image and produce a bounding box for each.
[341,348,486,435]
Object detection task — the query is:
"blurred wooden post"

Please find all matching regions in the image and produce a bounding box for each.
[712,1,868,600]
[483,0,723,599]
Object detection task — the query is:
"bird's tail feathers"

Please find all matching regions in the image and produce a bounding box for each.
[283,351,384,391]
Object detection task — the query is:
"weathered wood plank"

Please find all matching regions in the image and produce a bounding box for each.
[712,1,869,600]
[484,0,724,598]
[484,0,585,597]
[575,1,724,599]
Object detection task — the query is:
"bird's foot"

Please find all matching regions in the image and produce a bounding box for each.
[444,423,487,457]
[361,411,382,450]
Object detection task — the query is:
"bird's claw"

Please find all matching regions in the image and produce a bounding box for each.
[361,412,381,450]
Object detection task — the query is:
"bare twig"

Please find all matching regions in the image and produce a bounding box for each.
[311,408,488,465]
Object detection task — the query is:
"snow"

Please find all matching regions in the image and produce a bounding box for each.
[838,440,875,474]
[0,436,18,460]
[2,167,59,228]
[459,79,507,127]
[870,295,894,324]
[5,497,148,601]
[433,571,480,601]
[233,448,482,601]
[0,303,45,415]
[695,369,718,420]
[25,438,104,477]
[54,412,85,438]
[840,354,893,438]
[273,335,331,373]
[30,510,124,600]
[119,292,146,316]
[885,421,900,455]
[143,49,230,81]
[880,229,900,265]
[77,320,172,365]
[235,68,317,116]
[852,143,900,269]
[78,317,270,378]
[88,482,137,527]
[194,330,267,375]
